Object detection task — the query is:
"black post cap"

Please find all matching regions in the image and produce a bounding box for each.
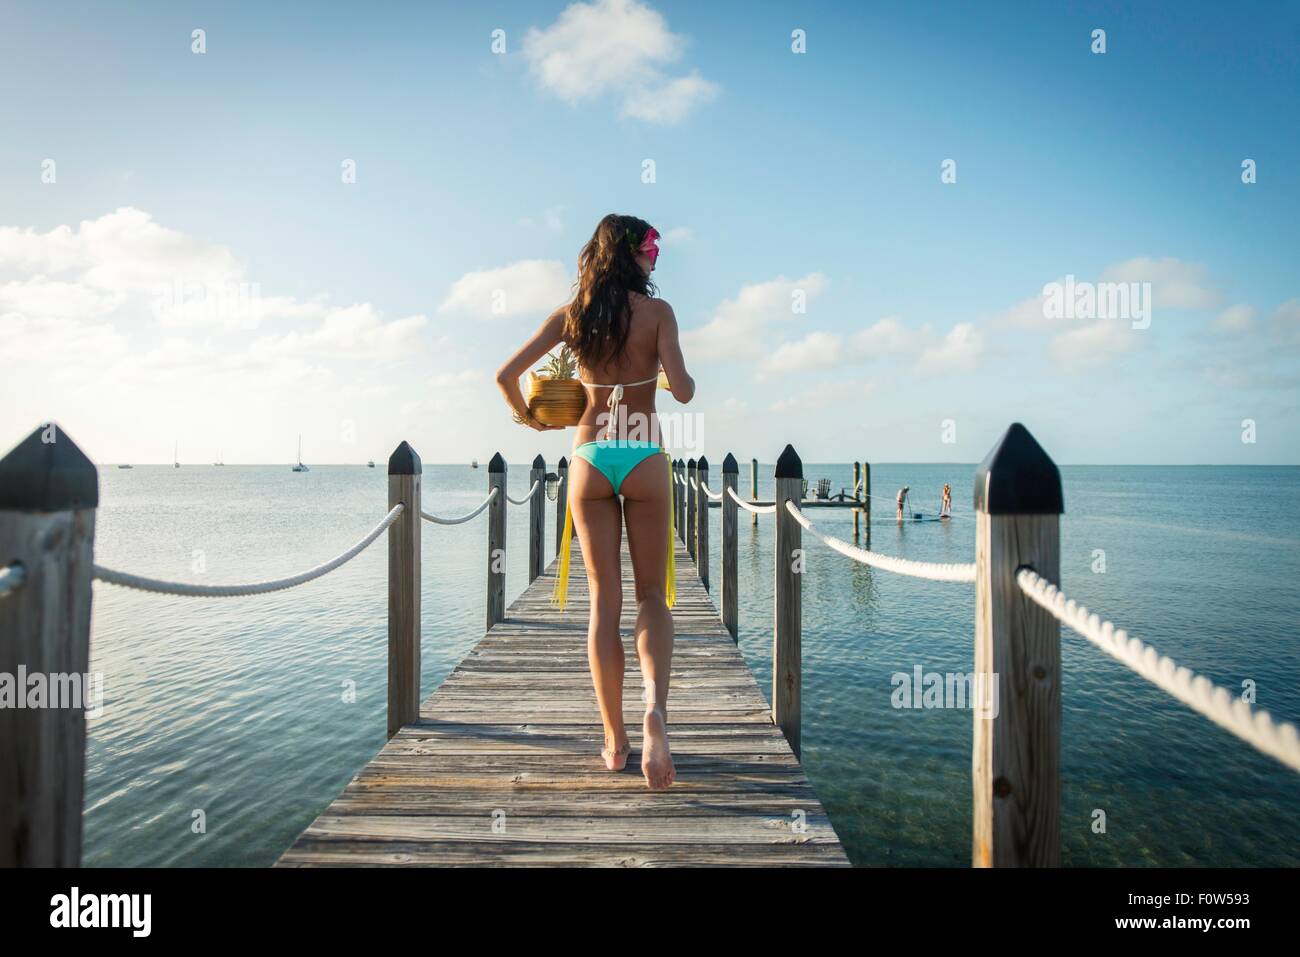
[557,455,568,468]
[775,444,802,479]
[531,454,545,469]
[488,452,506,473]
[973,423,1063,515]
[675,458,683,467]
[722,453,738,474]
[0,423,98,510]
[388,440,421,475]
[687,458,696,467]
[696,455,708,471]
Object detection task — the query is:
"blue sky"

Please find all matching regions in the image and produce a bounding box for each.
[1,0,1297,465]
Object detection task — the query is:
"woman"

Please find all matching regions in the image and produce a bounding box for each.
[495,213,695,791]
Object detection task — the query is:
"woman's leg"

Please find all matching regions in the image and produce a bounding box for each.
[620,453,676,790]
[568,459,628,768]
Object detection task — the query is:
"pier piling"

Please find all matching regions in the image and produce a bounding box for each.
[0,424,97,866]
[773,444,803,758]
[387,441,422,740]
[528,455,545,583]
[972,423,1063,868]
[721,453,738,639]
[486,453,507,629]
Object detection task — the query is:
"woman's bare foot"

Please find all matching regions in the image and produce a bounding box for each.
[601,728,630,771]
[641,707,675,790]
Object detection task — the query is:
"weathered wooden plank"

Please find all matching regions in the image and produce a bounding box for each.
[279,536,847,867]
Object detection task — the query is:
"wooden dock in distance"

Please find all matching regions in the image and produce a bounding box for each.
[278,540,848,867]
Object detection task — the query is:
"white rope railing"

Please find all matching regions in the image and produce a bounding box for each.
[689,477,699,491]
[506,480,540,506]
[0,562,25,598]
[93,505,405,597]
[1016,568,1300,773]
[422,487,499,525]
[785,500,976,583]
[726,485,775,514]
[698,480,723,501]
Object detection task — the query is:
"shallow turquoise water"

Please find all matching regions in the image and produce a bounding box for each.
[83,463,1300,866]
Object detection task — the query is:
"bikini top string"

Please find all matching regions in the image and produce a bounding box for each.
[580,374,660,440]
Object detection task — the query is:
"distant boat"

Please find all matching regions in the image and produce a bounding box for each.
[367,460,375,468]
[471,459,479,469]
[214,451,225,466]
[292,435,310,472]
[117,464,133,470]
[173,440,180,469]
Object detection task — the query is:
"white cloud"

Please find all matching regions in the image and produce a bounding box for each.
[682,272,828,361]
[438,259,572,320]
[1215,303,1256,332]
[759,331,843,377]
[0,276,121,319]
[851,316,923,355]
[1273,298,1300,346]
[1099,256,1220,310]
[621,70,718,123]
[1048,319,1134,365]
[757,314,981,379]
[769,378,874,413]
[659,226,693,244]
[916,322,985,374]
[252,304,428,361]
[522,0,717,124]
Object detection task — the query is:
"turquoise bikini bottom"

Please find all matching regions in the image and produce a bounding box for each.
[573,440,663,495]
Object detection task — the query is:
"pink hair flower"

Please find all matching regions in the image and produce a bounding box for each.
[638,226,660,266]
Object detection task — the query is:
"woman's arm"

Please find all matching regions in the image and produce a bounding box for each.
[495,309,567,431]
[655,301,695,404]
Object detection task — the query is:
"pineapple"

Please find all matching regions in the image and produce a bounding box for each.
[536,346,578,380]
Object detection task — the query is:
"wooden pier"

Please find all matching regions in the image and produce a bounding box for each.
[278,539,849,867]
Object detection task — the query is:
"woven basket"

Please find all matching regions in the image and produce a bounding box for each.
[525,372,586,426]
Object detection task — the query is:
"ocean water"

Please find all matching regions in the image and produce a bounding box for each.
[82,463,1300,867]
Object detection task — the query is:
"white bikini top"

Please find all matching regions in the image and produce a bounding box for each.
[580,374,659,440]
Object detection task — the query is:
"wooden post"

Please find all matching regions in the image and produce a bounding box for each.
[721,453,738,639]
[555,456,568,557]
[486,452,507,630]
[972,423,1062,868]
[669,458,679,540]
[681,460,691,540]
[0,424,97,866]
[686,458,697,561]
[750,457,759,526]
[528,454,545,583]
[773,444,803,758]
[863,460,872,548]
[387,441,422,740]
[853,461,861,537]
[695,456,710,590]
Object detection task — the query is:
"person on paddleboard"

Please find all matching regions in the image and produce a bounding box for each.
[896,486,910,522]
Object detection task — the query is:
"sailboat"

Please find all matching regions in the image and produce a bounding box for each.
[292,435,310,472]
[214,450,225,466]
[367,460,375,468]
[471,459,479,469]
[173,440,180,469]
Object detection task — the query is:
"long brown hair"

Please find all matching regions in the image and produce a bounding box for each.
[563,213,657,368]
